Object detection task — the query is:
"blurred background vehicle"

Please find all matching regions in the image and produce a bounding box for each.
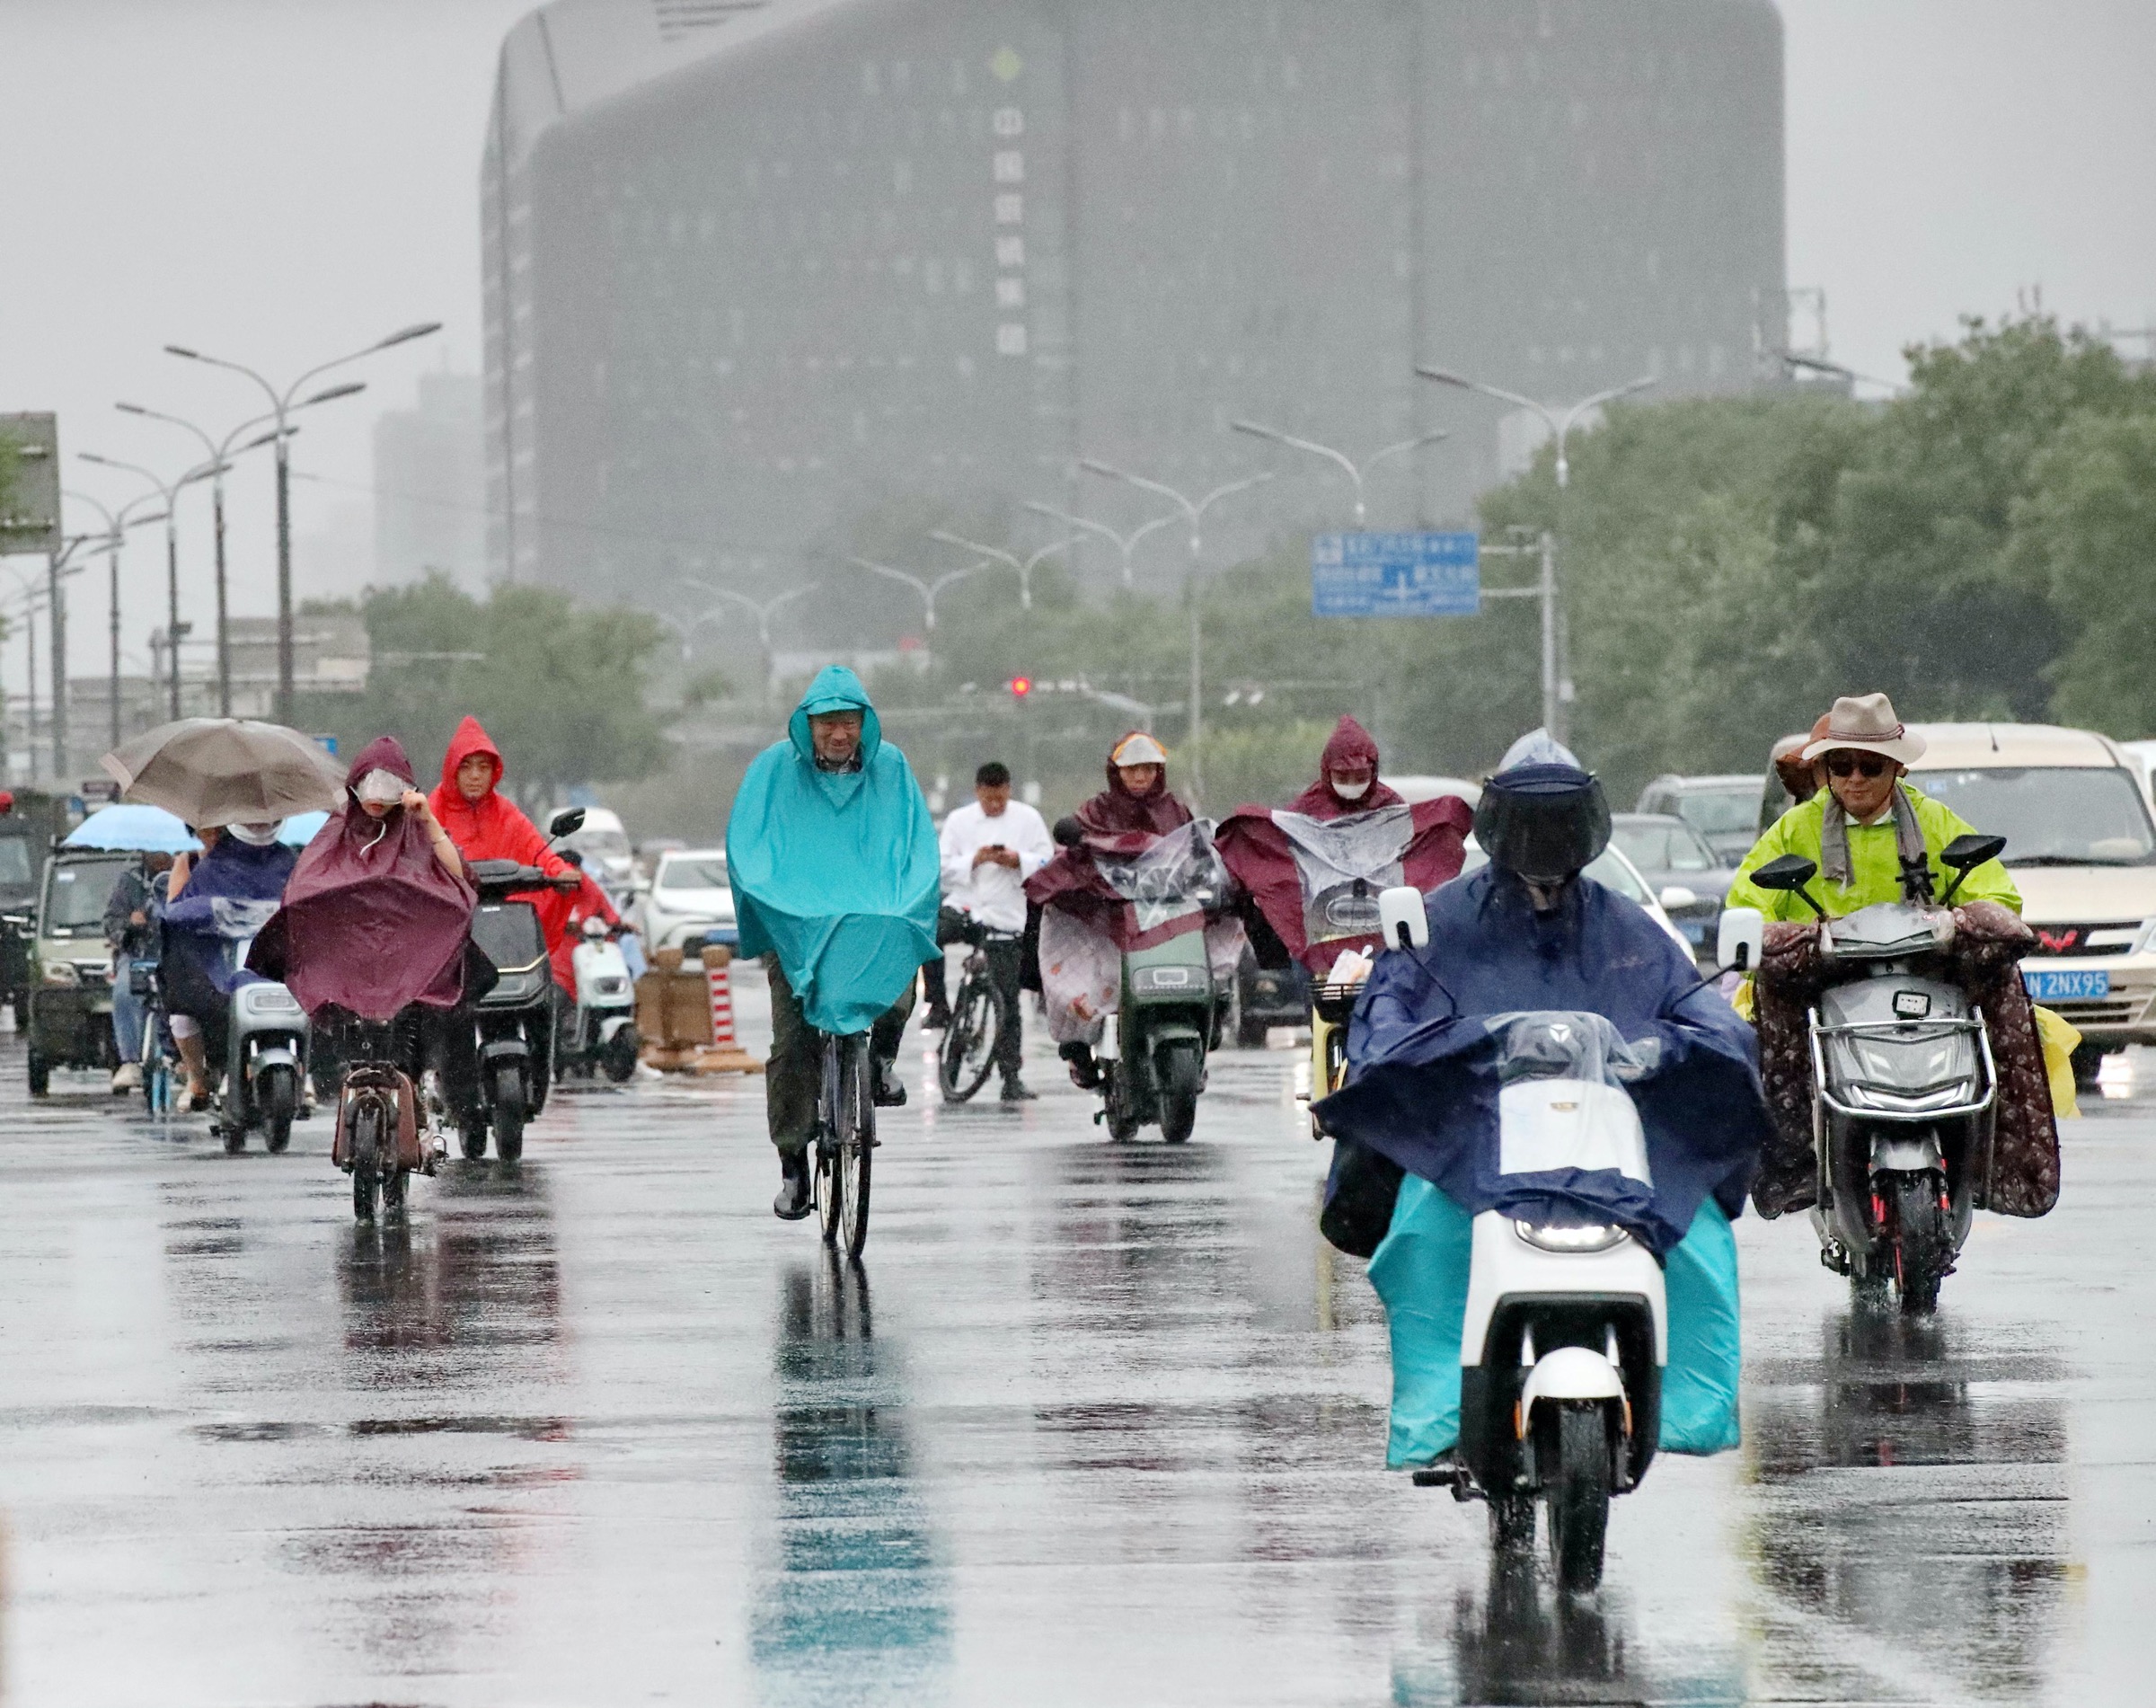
[561,806,637,904]
[1634,774,1765,867]
[635,848,737,954]
[1386,775,1483,809]
[1610,812,1729,967]
[1460,836,1693,957]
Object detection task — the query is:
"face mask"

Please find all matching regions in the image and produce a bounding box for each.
[355,768,406,806]
[1331,777,1371,801]
[225,822,283,846]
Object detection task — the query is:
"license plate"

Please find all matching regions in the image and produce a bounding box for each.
[2024,967,2108,1002]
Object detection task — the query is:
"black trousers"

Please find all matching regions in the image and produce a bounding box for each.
[920,907,1023,1081]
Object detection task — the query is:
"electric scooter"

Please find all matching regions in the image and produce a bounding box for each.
[560,915,640,1082]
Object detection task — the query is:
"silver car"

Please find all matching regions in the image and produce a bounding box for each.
[636,849,737,953]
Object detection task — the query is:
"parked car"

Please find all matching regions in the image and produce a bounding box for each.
[1634,774,1764,867]
[636,848,738,953]
[2116,739,2156,811]
[1609,812,1729,962]
[561,806,636,902]
[1459,837,1694,957]
[1385,774,1482,809]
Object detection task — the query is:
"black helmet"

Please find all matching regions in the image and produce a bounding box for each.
[1473,763,1610,883]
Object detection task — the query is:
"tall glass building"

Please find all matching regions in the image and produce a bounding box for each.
[484,0,1785,624]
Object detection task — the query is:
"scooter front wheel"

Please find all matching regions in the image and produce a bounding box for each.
[603,1028,640,1083]
[1890,1171,1950,1315]
[1541,1401,1613,1594]
[261,1066,297,1154]
[1157,1040,1204,1144]
[491,1065,526,1162]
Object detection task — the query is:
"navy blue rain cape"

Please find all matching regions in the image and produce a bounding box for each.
[1315,867,1767,1256]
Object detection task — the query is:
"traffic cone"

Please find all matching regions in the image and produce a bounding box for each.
[706,955,738,1049]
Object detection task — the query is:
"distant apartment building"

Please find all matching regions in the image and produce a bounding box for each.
[374,373,488,589]
[484,0,1786,628]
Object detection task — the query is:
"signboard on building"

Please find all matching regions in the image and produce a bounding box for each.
[0,413,61,556]
[1312,531,1480,617]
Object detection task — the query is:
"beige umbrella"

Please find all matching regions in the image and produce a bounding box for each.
[101,718,344,828]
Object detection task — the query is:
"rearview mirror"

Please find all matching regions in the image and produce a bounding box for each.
[1052,816,1085,849]
[549,808,587,839]
[1657,885,1699,912]
[1377,885,1428,951]
[1717,906,1765,974]
[1940,832,2006,870]
[1750,854,1817,892]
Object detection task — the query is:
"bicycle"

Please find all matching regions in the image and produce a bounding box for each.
[133,959,177,1119]
[812,1029,875,1258]
[936,919,1019,1103]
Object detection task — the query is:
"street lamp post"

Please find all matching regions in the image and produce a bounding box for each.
[116,395,350,716]
[678,579,817,705]
[78,453,224,721]
[1227,420,1449,526]
[926,530,1076,612]
[1020,501,1180,590]
[1074,461,1277,800]
[848,557,983,661]
[1414,367,1657,740]
[0,571,45,782]
[64,490,167,752]
[166,323,439,721]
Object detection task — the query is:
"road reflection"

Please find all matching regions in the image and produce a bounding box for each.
[1747,1304,2072,1699]
[753,1256,950,1703]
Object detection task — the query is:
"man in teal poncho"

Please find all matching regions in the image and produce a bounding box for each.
[728,666,940,1218]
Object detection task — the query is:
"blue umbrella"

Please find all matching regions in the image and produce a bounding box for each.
[278,810,330,848]
[63,804,202,854]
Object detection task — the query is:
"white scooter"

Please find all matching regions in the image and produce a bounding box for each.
[1379,886,1706,1594]
[561,916,640,1083]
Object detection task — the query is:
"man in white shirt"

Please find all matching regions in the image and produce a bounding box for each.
[923,761,1055,1101]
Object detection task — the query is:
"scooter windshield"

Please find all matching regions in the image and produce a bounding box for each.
[1272,805,1415,943]
[1096,820,1227,934]
[1483,1011,1657,1188]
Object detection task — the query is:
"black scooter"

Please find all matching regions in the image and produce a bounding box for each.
[449,809,584,1161]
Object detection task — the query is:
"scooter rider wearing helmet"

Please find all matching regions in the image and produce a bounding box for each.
[1312,731,1767,1473]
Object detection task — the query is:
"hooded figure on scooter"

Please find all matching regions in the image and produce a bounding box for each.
[1314,735,1770,1493]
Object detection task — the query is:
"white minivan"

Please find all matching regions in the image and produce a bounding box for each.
[1903,723,2156,1072]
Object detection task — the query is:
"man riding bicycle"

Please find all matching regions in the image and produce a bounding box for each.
[727,666,939,1219]
[922,760,1052,1102]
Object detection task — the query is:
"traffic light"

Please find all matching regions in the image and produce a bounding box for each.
[1007,675,1034,699]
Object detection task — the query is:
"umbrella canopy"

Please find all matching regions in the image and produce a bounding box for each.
[102,719,343,829]
[61,804,202,854]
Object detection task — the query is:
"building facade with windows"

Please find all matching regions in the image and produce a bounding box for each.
[484,0,1786,631]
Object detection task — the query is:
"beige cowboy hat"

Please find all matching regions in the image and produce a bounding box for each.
[1799,692,1927,766]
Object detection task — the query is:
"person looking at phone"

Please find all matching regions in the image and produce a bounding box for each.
[922,760,1053,1101]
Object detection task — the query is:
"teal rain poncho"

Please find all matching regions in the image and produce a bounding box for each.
[726,667,939,1033]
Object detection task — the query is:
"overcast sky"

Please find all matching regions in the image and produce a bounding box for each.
[2,0,2152,679]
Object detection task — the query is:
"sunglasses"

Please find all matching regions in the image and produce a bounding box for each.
[1825,753,1890,780]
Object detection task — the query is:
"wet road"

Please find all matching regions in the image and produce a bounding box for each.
[0,978,2147,1705]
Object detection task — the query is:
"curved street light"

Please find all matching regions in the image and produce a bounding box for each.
[117,386,358,715]
[677,578,819,704]
[1020,501,1180,591]
[848,557,983,657]
[166,322,439,719]
[1073,462,1277,800]
[1228,420,1449,526]
[925,530,1075,612]
[64,488,168,751]
[77,452,225,719]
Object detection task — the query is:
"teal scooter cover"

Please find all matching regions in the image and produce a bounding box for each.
[1366,1176,1743,1466]
[727,667,940,1034]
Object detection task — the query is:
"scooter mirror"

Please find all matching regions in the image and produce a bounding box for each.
[1052,816,1085,849]
[1717,906,1765,974]
[1377,885,1428,951]
[549,808,587,840]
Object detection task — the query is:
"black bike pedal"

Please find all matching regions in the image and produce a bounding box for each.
[1410,1464,1462,1490]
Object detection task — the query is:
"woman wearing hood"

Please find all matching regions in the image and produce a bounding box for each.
[160,819,302,1108]
[1287,715,1404,819]
[247,738,477,1084]
[1072,731,1192,840]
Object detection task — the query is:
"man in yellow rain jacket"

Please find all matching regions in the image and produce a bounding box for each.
[1727,693,2019,920]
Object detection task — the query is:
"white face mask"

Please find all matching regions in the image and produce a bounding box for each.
[226,821,283,846]
[1331,776,1371,801]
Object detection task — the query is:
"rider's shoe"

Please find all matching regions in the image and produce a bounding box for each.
[1000,1076,1038,1103]
[921,1002,952,1031]
[873,1063,908,1107]
[1058,1041,1100,1090]
[112,1063,142,1093]
[773,1149,813,1220]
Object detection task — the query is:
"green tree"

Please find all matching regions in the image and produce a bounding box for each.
[296,574,672,797]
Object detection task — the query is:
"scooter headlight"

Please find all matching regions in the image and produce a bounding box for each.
[1513,1220,1630,1254]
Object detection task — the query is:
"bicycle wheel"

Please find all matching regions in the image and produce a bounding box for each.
[817,1036,844,1245]
[839,1035,874,1259]
[937,971,999,1102]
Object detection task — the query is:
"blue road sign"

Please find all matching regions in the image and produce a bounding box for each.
[1312,532,1480,617]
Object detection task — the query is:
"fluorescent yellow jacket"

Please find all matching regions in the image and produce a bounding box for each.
[1726,783,2020,923]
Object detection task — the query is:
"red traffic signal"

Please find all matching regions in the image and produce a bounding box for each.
[1007,676,1034,699]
